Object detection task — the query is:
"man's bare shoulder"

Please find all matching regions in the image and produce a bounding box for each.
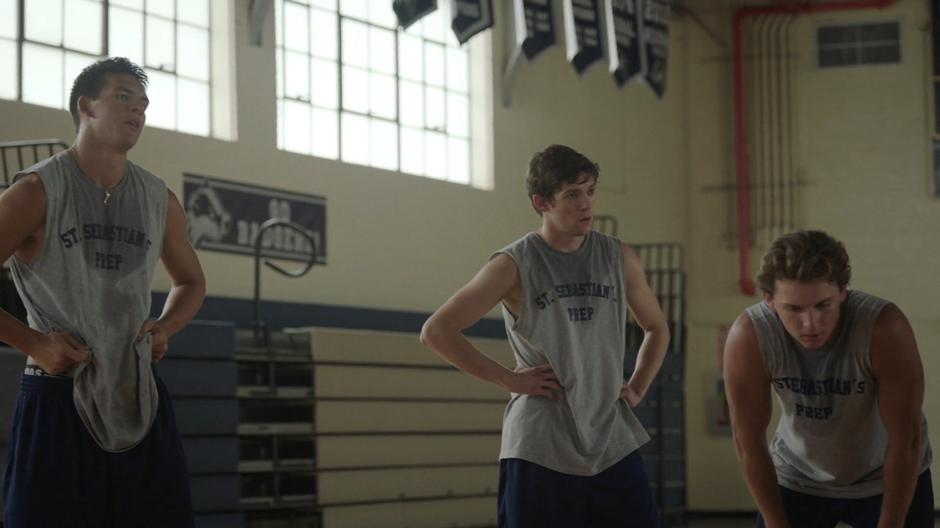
[1,173,47,211]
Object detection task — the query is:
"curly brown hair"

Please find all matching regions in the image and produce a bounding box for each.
[757,231,851,294]
[526,145,599,215]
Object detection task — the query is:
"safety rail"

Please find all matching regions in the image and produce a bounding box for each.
[0,139,68,189]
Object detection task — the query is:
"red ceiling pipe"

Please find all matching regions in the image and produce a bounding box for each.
[732,0,893,296]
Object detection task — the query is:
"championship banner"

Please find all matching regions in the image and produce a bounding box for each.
[513,0,556,61]
[562,0,603,74]
[640,0,669,98]
[605,0,642,87]
[451,0,494,45]
[183,174,326,264]
[394,0,438,29]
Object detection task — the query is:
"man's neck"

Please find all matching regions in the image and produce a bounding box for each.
[70,135,128,189]
[537,225,588,253]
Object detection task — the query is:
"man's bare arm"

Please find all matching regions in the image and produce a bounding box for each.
[420,254,562,397]
[724,313,789,528]
[871,304,924,528]
[620,244,669,404]
[141,190,206,361]
[0,174,88,370]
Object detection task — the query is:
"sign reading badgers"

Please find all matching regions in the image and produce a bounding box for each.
[183,174,326,264]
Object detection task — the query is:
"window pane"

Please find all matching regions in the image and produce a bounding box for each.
[277,99,284,149]
[275,0,283,47]
[446,48,469,93]
[25,0,63,46]
[64,0,103,55]
[22,44,63,108]
[398,34,423,82]
[421,8,445,43]
[860,44,899,64]
[311,9,337,60]
[109,7,144,65]
[369,73,395,119]
[0,0,17,39]
[446,92,469,137]
[424,131,446,180]
[146,0,174,18]
[284,100,312,154]
[0,39,19,100]
[177,0,209,27]
[342,66,368,113]
[341,19,369,68]
[111,0,142,8]
[285,51,311,100]
[367,0,396,29]
[146,69,177,130]
[310,0,336,10]
[276,49,284,98]
[400,126,423,175]
[341,112,369,164]
[177,25,210,81]
[177,78,210,135]
[370,118,397,170]
[398,80,423,127]
[447,137,470,184]
[146,16,176,70]
[339,0,368,20]
[425,86,445,130]
[311,107,338,158]
[64,52,97,107]
[284,2,310,53]
[311,58,338,109]
[369,26,395,74]
[424,42,444,87]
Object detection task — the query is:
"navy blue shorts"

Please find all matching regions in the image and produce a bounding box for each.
[2,370,194,528]
[498,450,659,528]
[756,469,934,528]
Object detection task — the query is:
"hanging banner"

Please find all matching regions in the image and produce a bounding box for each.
[640,0,669,98]
[183,174,326,264]
[451,0,494,44]
[394,0,438,29]
[562,0,603,74]
[513,0,556,61]
[605,0,642,87]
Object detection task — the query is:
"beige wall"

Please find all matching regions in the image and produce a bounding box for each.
[2,0,937,514]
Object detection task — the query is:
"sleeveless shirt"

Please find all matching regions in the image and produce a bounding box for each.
[747,290,931,498]
[10,150,167,452]
[494,231,649,476]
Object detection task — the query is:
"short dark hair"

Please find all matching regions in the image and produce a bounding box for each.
[526,145,600,215]
[757,230,852,294]
[68,57,148,131]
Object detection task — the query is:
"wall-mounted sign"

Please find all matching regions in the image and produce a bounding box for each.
[183,174,326,264]
[451,0,494,44]
[562,0,603,74]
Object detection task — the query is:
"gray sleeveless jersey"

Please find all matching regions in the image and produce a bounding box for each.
[494,231,649,476]
[10,150,167,452]
[747,291,931,498]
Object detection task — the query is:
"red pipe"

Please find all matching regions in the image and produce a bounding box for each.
[732,0,893,296]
